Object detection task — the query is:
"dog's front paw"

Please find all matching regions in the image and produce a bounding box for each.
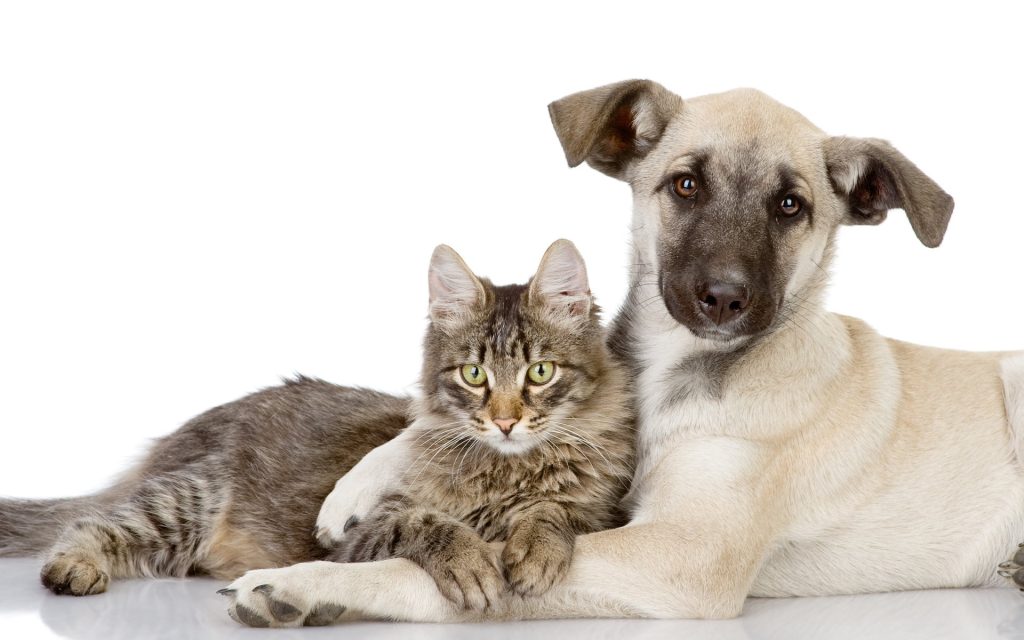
[220,566,349,628]
[501,526,572,597]
[315,442,406,547]
[999,542,1024,589]
[315,475,388,548]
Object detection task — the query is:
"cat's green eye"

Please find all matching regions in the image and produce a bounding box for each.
[460,364,488,387]
[527,361,556,385]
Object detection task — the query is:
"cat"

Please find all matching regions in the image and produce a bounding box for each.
[322,240,635,610]
[0,239,634,612]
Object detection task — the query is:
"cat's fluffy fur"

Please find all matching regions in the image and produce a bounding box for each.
[332,242,634,608]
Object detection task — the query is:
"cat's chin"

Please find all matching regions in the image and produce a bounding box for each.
[484,437,540,457]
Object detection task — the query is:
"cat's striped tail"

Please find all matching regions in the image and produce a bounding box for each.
[0,497,95,556]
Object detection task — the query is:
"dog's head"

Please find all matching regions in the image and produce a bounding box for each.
[549,80,953,342]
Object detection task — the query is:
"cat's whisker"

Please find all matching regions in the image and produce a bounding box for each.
[408,432,474,485]
[412,421,474,441]
[406,426,471,469]
[451,437,480,482]
[558,416,635,428]
[549,422,633,474]
[413,425,470,449]
[542,426,600,476]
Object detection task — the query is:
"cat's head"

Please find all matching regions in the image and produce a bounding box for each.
[420,239,608,456]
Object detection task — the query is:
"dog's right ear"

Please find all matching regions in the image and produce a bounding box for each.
[824,137,955,248]
[548,79,682,180]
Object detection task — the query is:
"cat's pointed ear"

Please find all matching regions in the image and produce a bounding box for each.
[529,239,592,321]
[428,245,485,322]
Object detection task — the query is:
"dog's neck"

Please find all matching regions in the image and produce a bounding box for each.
[618,258,855,491]
[617,242,851,437]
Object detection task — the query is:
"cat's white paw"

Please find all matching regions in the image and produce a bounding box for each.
[315,435,410,547]
[220,563,351,628]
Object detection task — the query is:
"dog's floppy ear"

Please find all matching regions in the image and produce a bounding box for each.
[548,79,682,180]
[824,137,954,248]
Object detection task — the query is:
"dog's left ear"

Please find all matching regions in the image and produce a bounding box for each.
[824,137,954,248]
[548,79,682,180]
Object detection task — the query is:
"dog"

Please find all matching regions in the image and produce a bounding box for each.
[220,80,1024,624]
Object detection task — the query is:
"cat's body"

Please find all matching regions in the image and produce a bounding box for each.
[0,379,408,594]
[0,241,635,605]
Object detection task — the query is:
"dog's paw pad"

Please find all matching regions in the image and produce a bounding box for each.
[229,603,270,627]
[304,603,347,626]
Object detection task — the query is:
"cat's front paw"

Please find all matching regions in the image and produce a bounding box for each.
[999,542,1024,589]
[220,565,350,628]
[316,440,406,547]
[424,538,506,611]
[501,526,573,597]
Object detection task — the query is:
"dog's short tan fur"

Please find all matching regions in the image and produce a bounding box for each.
[222,81,1024,625]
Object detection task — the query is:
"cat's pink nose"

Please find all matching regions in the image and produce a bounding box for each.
[493,418,517,435]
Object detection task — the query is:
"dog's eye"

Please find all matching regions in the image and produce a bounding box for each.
[779,195,802,217]
[673,175,699,199]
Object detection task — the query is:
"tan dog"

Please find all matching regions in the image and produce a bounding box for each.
[222,80,1024,624]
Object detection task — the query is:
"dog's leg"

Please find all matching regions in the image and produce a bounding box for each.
[997,354,1024,588]
[222,521,765,626]
[1002,354,1024,466]
[224,434,775,626]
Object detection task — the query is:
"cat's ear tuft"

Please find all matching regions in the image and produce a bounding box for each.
[529,239,592,321]
[428,245,485,323]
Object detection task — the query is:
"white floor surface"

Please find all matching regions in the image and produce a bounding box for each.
[4,558,1024,639]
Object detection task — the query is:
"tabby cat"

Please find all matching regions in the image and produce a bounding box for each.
[325,240,634,609]
[0,239,634,612]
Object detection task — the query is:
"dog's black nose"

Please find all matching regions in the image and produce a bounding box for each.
[696,281,750,325]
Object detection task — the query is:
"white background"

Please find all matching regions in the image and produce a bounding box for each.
[1,0,1022,503]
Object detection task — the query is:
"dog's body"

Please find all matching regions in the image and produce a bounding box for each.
[220,81,1024,625]
[631,314,1021,599]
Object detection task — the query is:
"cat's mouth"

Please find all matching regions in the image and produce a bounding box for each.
[477,419,548,456]
[487,438,538,456]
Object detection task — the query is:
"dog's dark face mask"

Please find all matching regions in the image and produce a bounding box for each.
[653,146,816,341]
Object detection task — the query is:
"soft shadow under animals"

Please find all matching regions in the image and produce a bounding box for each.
[4,555,1020,640]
